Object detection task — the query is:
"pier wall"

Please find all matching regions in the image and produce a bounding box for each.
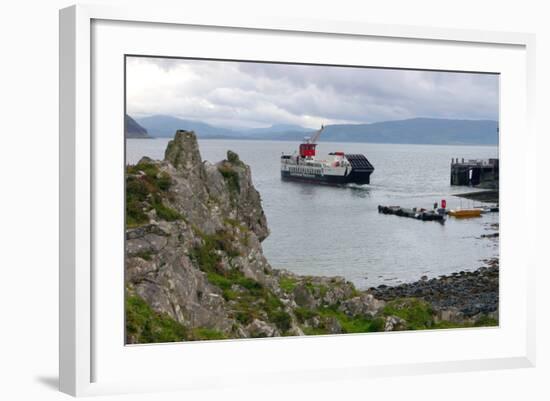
[450,158,499,188]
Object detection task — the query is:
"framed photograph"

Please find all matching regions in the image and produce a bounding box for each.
[60,4,536,396]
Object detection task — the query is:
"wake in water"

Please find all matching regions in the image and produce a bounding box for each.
[346,183,372,191]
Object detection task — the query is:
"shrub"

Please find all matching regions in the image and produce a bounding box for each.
[368,317,386,332]
[157,172,172,191]
[227,150,243,166]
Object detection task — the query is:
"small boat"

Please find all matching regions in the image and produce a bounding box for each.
[378,205,445,222]
[448,208,482,218]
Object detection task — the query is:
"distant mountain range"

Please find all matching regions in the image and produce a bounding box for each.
[135,115,234,138]
[125,114,150,138]
[129,114,498,145]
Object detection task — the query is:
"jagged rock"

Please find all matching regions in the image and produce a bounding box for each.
[286,324,305,337]
[308,316,321,328]
[226,150,242,165]
[435,307,464,323]
[246,319,280,337]
[126,233,168,255]
[384,315,407,331]
[164,130,204,174]
[292,283,320,309]
[323,316,343,334]
[321,278,356,305]
[126,132,288,341]
[339,294,386,317]
[126,223,170,240]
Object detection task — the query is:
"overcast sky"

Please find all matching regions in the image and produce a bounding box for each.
[126,56,499,129]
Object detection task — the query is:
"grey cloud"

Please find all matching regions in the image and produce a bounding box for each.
[126,57,498,129]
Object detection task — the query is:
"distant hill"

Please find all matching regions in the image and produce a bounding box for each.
[315,118,498,145]
[137,115,235,138]
[265,118,498,145]
[125,115,150,138]
[136,115,311,139]
[134,115,498,145]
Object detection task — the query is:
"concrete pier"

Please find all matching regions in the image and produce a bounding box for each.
[450,158,499,188]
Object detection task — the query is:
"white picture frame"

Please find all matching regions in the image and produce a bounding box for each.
[59,4,536,397]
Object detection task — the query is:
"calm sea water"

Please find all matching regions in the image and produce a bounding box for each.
[127,138,499,289]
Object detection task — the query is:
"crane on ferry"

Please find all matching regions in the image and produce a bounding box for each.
[299,125,325,159]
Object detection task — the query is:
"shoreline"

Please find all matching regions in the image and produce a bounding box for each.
[367,257,499,324]
[453,189,499,203]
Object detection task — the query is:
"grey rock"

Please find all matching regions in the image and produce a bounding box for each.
[292,283,319,309]
[164,130,204,174]
[384,315,407,331]
[339,294,385,317]
[246,319,280,338]
[323,316,343,334]
[370,258,499,318]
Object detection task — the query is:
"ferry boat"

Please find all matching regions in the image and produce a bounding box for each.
[280,126,375,185]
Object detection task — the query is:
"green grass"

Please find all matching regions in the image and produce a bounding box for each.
[228,287,291,332]
[125,294,187,344]
[295,305,382,335]
[382,298,434,330]
[302,327,330,335]
[126,176,150,227]
[189,328,228,341]
[279,276,298,293]
[473,316,499,327]
[368,317,386,332]
[294,307,318,323]
[151,197,183,221]
[126,293,231,343]
[127,162,160,177]
[303,280,329,298]
[189,229,242,276]
[317,306,374,334]
[433,316,498,330]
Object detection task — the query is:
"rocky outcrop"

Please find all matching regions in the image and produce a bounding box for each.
[126,130,277,342]
[125,130,499,344]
